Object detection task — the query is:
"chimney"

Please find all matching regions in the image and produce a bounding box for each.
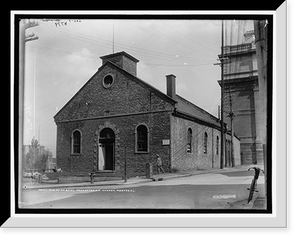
[166,74,176,99]
[100,51,139,76]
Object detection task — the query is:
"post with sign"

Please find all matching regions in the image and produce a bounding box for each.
[124,147,127,183]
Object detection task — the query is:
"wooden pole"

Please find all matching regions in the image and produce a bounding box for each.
[230,92,235,167]
[220,20,224,169]
[124,147,127,183]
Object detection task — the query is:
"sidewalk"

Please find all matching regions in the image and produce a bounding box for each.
[23,164,262,190]
[252,184,267,209]
[22,164,267,210]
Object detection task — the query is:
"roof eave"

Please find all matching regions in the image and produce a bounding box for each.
[54,61,177,122]
[173,109,221,130]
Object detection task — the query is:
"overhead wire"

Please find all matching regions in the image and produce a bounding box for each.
[149,23,216,61]
[30,20,223,139]
[35,21,218,72]
[222,19,255,128]
[27,43,99,60]
[38,21,210,63]
[166,22,218,56]
[26,42,216,116]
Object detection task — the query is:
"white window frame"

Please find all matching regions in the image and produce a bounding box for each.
[135,124,150,154]
[71,129,82,155]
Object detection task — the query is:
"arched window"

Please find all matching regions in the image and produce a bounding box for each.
[187,128,192,153]
[216,136,219,155]
[204,132,208,154]
[136,124,149,152]
[72,130,81,154]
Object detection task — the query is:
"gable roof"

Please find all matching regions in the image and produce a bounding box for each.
[54,52,220,129]
[54,60,177,121]
[106,61,177,105]
[175,95,220,127]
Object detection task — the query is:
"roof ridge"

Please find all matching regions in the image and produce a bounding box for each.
[106,60,177,104]
[54,60,177,121]
[175,94,219,121]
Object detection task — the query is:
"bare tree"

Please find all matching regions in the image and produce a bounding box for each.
[24,138,48,172]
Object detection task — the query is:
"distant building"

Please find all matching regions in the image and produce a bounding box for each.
[218,30,264,164]
[54,51,241,175]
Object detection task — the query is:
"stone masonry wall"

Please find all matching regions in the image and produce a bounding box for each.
[56,111,172,174]
[170,115,241,171]
[54,63,174,122]
[170,115,221,171]
[55,61,174,174]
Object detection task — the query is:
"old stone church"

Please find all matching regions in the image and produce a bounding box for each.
[54,51,241,175]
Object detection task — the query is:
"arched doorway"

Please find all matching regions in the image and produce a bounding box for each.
[98,128,115,171]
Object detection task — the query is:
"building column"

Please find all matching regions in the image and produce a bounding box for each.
[253,83,264,164]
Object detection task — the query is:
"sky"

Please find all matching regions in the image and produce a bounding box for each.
[22,18,253,157]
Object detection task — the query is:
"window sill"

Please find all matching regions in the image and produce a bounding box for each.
[95,170,115,173]
[71,153,81,156]
[135,151,149,154]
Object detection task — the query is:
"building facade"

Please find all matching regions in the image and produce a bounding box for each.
[218,30,264,164]
[54,51,241,175]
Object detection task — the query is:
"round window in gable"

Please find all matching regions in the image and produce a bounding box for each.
[102,74,114,88]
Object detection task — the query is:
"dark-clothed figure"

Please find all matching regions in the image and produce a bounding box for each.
[156,154,165,174]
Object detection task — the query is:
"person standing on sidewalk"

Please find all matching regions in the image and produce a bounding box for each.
[156,154,165,174]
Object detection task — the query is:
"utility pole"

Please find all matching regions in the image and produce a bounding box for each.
[19,19,39,142]
[112,20,115,54]
[19,19,26,179]
[25,21,39,141]
[220,20,225,169]
[214,20,226,169]
[124,147,127,183]
[19,19,39,191]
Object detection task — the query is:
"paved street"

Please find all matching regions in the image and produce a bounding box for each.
[20,168,265,210]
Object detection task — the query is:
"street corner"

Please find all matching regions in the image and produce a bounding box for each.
[225,191,263,210]
[252,196,267,209]
[225,198,254,209]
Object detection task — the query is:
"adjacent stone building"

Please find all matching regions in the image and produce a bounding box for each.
[218,30,264,164]
[54,51,241,175]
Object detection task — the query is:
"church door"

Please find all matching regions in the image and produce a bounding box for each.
[98,143,105,171]
[99,128,115,171]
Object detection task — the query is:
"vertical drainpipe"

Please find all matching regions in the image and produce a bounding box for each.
[169,113,172,172]
[212,128,214,168]
[166,74,176,172]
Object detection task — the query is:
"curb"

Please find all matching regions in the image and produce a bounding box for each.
[23,173,193,190]
[23,165,258,190]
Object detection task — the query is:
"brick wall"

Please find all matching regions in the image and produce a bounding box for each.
[170,115,221,171]
[54,63,174,122]
[55,61,174,174]
[56,111,172,174]
[101,53,138,76]
[54,53,242,174]
[122,55,138,76]
[170,115,241,171]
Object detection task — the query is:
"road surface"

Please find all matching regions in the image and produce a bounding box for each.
[20,170,265,209]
